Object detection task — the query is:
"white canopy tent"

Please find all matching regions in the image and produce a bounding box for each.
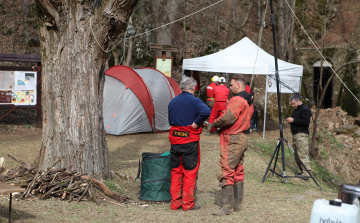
[182,37,303,138]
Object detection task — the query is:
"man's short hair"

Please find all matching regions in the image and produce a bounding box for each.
[290,94,301,102]
[231,74,247,88]
[180,77,197,91]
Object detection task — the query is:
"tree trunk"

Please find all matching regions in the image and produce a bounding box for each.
[113,49,120,66]
[124,16,133,66]
[36,0,138,180]
[22,0,29,53]
[250,0,267,88]
[240,0,255,30]
[151,0,178,57]
[277,0,285,60]
[310,72,334,158]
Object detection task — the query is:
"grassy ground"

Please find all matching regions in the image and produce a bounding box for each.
[0,126,338,222]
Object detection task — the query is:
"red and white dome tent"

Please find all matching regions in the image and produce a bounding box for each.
[104,65,181,135]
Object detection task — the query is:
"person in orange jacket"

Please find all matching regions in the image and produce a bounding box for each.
[205,77,230,135]
[206,76,219,109]
[213,75,254,216]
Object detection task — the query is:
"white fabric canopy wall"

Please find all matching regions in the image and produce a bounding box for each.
[182,37,304,138]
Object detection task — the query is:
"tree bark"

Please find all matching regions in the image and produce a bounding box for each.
[240,0,255,30]
[124,16,133,66]
[277,0,285,60]
[36,0,138,180]
[151,0,178,57]
[250,0,267,88]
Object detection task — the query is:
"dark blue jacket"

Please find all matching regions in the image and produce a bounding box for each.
[168,92,211,126]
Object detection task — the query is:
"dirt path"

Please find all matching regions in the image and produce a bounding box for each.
[0,129,337,222]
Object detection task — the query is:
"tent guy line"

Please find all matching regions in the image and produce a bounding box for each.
[284,0,360,105]
[90,0,226,53]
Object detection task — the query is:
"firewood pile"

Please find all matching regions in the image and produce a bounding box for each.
[0,154,129,204]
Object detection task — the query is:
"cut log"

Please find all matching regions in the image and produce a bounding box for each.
[80,176,128,202]
[7,154,31,169]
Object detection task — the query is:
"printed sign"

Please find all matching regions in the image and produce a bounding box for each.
[0,71,37,105]
[156,57,173,77]
[267,76,300,93]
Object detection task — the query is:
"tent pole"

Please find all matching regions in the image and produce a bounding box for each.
[263,75,268,139]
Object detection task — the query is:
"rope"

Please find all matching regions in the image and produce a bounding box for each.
[284,0,360,104]
[91,0,226,53]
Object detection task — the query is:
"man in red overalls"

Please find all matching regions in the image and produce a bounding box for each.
[205,77,230,135]
[168,77,211,211]
[206,76,219,109]
[212,75,254,216]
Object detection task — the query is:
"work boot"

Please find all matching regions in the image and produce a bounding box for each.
[233,181,244,211]
[295,170,310,181]
[191,204,201,210]
[204,123,212,136]
[213,185,234,216]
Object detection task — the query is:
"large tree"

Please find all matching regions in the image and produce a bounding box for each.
[36,0,138,180]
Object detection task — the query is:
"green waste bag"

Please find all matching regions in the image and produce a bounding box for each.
[136,152,171,201]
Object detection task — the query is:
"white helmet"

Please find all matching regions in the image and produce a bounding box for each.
[212,75,219,82]
[219,77,226,83]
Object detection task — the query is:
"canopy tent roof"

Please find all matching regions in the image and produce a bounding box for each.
[182,37,303,77]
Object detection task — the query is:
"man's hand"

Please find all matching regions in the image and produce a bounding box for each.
[285,117,294,123]
[191,122,199,129]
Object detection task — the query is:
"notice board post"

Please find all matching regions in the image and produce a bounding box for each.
[150,45,179,78]
[0,54,42,128]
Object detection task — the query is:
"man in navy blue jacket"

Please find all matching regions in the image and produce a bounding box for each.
[168,77,211,211]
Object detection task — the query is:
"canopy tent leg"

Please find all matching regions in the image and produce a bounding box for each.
[263,75,269,139]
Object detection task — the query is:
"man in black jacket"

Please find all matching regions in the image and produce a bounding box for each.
[285,94,312,175]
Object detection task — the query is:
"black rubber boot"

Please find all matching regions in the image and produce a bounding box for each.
[204,123,212,136]
[233,181,244,211]
[213,185,234,216]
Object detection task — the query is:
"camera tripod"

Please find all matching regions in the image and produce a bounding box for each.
[260,0,322,191]
[261,137,323,191]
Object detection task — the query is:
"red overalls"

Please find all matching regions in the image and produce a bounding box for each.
[169,126,202,211]
[209,84,230,124]
[206,82,217,108]
[214,96,254,186]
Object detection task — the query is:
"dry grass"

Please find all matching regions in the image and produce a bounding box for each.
[0,125,337,222]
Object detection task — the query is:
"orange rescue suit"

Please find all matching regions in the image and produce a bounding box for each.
[214,92,254,186]
[209,84,230,123]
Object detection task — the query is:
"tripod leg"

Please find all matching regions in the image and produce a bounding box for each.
[261,142,280,183]
[280,139,287,182]
[285,140,323,191]
[272,142,281,175]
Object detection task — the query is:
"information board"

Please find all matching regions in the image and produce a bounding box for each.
[156,57,173,77]
[0,71,37,105]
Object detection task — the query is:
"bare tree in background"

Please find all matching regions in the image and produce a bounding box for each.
[151,0,178,57]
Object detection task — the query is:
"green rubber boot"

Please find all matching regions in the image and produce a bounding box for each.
[213,185,234,216]
[204,123,212,136]
[233,181,244,211]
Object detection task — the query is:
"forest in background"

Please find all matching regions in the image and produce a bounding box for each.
[1,0,360,116]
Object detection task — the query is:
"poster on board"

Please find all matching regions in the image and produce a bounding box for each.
[155,57,173,77]
[0,71,37,105]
